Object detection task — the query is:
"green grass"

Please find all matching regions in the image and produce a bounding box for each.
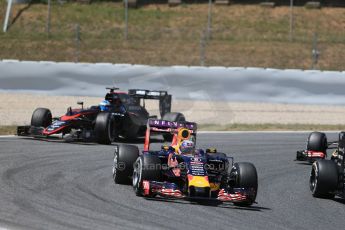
[1,2,345,69]
[0,126,17,135]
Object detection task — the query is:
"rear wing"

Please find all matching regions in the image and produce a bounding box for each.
[128,89,172,117]
[147,119,197,133]
[144,119,197,151]
[337,132,345,168]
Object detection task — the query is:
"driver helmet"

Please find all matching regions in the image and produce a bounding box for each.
[99,100,111,111]
[179,140,195,155]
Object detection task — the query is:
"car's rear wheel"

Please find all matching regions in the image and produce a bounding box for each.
[162,112,185,142]
[231,162,258,206]
[94,112,115,145]
[310,160,338,198]
[31,108,52,128]
[113,144,139,185]
[133,154,161,196]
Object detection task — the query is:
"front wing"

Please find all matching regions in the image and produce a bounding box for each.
[17,126,45,136]
[296,150,326,162]
[142,180,250,203]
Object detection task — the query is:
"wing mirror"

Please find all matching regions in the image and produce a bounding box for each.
[77,101,84,109]
[67,106,72,115]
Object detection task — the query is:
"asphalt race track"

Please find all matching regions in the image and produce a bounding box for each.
[0,133,344,230]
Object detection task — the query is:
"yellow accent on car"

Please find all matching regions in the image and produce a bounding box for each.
[178,128,191,141]
[206,148,217,153]
[188,176,210,188]
[209,182,220,191]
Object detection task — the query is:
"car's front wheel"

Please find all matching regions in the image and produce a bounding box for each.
[31,108,52,128]
[94,112,115,145]
[133,155,161,196]
[113,144,139,185]
[307,132,327,154]
[231,162,258,206]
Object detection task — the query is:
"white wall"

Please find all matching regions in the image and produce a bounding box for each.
[1,60,345,105]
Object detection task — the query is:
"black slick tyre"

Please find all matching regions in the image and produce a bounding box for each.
[31,108,52,127]
[307,132,327,153]
[132,154,161,196]
[310,160,338,198]
[113,144,139,185]
[94,112,115,145]
[231,162,258,206]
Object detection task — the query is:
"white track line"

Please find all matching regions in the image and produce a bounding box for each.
[0,135,15,138]
[0,131,341,138]
[198,131,340,134]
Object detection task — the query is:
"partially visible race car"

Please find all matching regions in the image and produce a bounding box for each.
[309,132,345,199]
[112,119,258,206]
[17,87,185,144]
[295,131,337,162]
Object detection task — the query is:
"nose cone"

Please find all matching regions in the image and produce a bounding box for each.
[188,176,211,198]
[188,175,210,188]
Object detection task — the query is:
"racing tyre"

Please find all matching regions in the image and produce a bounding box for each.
[31,108,52,128]
[231,162,258,206]
[162,112,186,142]
[113,144,139,185]
[94,112,115,145]
[133,154,161,196]
[307,132,327,153]
[310,160,338,198]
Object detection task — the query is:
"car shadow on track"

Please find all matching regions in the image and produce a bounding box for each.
[144,197,270,212]
[332,197,345,204]
[295,162,313,166]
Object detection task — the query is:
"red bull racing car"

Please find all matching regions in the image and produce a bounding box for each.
[17,87,185,144]
[112,119,258,206]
